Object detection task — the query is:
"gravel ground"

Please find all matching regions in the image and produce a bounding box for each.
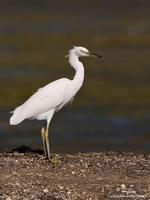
[0,148,150,200]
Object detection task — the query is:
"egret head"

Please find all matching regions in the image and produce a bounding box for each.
[67,46,102,58]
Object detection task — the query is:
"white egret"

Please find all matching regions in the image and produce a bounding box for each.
[10,46,101,162]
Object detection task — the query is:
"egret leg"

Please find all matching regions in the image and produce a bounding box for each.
[45,123,61,164]
[45,124,51,159]
[41,127,47,157]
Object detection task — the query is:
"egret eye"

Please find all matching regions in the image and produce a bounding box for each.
[10,45,101,163]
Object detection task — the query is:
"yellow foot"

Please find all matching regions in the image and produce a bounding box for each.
[48,156,61,165]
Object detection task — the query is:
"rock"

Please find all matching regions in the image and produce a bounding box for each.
[43,188,49,193]
[121,184,126,190]
[6,197,11,200]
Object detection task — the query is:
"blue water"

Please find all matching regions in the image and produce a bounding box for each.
[1,110,150,153]
[0,0,150,153]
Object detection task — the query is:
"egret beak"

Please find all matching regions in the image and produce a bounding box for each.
[64,54,69,58]
[89,52,102,58]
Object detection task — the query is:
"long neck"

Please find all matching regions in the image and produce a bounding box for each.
[69,53,84,87]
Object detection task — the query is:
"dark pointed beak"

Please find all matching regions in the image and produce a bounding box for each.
[89,52,103,58]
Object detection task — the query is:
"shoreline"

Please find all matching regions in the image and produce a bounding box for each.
[0,150,150,199]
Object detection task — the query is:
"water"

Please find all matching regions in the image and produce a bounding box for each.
[0,0,150,153]
[1,110,150,153]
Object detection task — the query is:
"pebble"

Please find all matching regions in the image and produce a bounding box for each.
[130,184,134,188]
[67,190,71,195]
[43,188,49,193]
[6,198,11,200]
[116,187,120,192]
[59,185,64,190]
[121,184,126,190]
[15,182,20,186]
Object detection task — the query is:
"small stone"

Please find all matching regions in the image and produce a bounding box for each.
[6,198,11,200]
[59,185,64,190]
[121,184,126,190]
[71,171,75,175]
[15,182,20,186]
[130,184,134,188]
[132,190,136,194]
[67,190,71,195]
[116,187,120,192]
[43,188,49,193]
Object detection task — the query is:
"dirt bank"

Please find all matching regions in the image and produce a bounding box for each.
[0,148,150,199]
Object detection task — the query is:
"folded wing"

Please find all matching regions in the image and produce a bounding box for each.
[10,78,70,125]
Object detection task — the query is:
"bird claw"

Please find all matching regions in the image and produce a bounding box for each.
[48,156,61,165]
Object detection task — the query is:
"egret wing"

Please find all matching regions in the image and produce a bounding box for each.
[16,78,70,119]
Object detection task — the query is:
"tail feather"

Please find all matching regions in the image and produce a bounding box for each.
[10,106,24,125]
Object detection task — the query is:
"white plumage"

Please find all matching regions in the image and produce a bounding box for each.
[10,78,72,124]
[10,46,101,161]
